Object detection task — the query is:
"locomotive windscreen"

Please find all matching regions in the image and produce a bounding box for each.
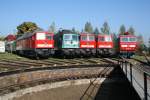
[63,34,78,41]
[121,37,128,42]
[46,34,53,40]
[129,37,136,42]
[63,34,71,40]
[81,35,94,41]
[81,36,87,41]
[98,36,112,42]
[89,36,95,41]
[121,37,136,42]
[105,36,112,42]
[36,33,45,40]
[72,35,78,41]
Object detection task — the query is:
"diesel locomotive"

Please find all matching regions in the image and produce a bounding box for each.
[119,33,137,58]
[5,29,138,59]
[79,33,96,56]
[54,29,80,57]
[96,34,114,56]
[16,31,54,58]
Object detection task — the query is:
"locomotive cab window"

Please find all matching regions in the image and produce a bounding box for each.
[36,33,46,40]
[46,34,53,40]
[129,37,136,42]
[81,36,87,41]
[98,37,105,41]
[105,36,112,42]
[89,36,95,41]
[64,34,71,40]
[72,35,78,41]
[121,37,128,42]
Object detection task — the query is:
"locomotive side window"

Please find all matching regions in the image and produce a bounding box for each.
[89,36,95,41]
[81,36,87,41]
[36,33,46,40]
[98,37,105,41]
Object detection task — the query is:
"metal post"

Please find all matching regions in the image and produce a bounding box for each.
[122,61,123,69]
[130,63,132,85]
[144,73,147,100]
[125,61,127,76]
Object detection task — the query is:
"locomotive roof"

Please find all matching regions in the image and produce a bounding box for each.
[56,29,78,36]
[60,30,77,34]
[97,34,112,36]
[119,35,136,37]
[80,33,95,36]
[17,31,46,40]
[5,34,16,41]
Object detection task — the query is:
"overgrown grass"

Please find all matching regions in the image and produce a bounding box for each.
[0,52,29,60]
[132,55,150,61]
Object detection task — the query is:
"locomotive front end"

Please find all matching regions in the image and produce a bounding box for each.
[80,33,96,57]
[119,35,137,58]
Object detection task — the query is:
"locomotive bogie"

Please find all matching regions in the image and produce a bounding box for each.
[80,48,96,57]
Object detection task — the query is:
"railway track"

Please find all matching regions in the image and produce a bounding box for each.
[0,58,116,72]
[0,57,118,95]
[0,63,117,76]
[0,65,116,95]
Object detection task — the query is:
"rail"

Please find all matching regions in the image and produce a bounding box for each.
[118,58,150,100]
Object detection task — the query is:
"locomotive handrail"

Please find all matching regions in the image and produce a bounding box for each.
[118,57,150,100]
[143,52,150,64]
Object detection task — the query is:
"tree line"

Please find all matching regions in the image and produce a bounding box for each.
[16,21,136,35]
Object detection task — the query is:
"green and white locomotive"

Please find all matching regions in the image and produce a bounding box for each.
[54,29,80,58]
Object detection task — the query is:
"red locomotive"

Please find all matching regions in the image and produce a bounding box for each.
[16,31,54,58]
[79,33,96,56]
[119,33,137,58]
[97,34,114,56]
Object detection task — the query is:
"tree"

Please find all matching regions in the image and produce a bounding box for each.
[48,22,56,33]
[17,22,38,35]
[101,21,110,34]
[119,25,126,35]
[0,36,4,41]
[112,33,118,54]
[148,37,150,55]
[94,27,99,34]
[84,22,93,33]
[137,34,145,54]
[128,26,135,35]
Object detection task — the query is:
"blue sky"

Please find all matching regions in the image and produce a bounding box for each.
[0,0,150,43]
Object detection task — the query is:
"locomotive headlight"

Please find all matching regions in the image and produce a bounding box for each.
[129,45,135,47]
[64,41,70,44]
[73,41,78,44]
[121,45,127,47]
